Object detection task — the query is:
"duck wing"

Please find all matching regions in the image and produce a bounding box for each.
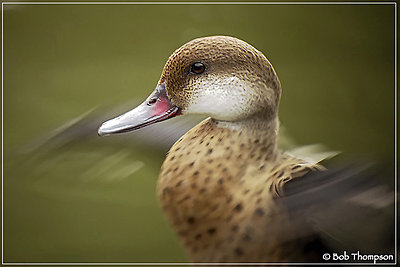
[21,105,204,153]
[281,161,395,260]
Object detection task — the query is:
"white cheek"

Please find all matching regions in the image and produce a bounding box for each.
[185,76,252,121]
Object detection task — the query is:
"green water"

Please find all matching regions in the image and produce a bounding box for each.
[3,3,395,263]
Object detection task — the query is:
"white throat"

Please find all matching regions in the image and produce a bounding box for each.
[185,75,254,121]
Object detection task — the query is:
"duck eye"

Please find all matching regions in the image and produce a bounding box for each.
[190,62,205,74]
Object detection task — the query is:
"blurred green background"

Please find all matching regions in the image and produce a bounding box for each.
[3,2,395,263]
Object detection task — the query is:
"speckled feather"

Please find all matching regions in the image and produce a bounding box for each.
[155,36,328,262]
[97,35,393,263]
[158,119,321,262]
[158,118,319,262]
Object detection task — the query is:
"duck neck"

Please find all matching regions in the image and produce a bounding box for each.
[213,115,279,157]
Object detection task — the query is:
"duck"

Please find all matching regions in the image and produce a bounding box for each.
[98,36,394,263]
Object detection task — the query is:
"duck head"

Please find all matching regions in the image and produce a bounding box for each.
[98,36,281,135]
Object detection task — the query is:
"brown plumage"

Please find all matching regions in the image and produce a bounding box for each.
[155,37,319,261]
[98,36,394,263]
[158,118,321,262]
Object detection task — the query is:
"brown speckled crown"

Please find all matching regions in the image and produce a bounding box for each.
[159,36,281,113]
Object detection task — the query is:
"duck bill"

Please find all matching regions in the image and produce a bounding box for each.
[98,83,181,136]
